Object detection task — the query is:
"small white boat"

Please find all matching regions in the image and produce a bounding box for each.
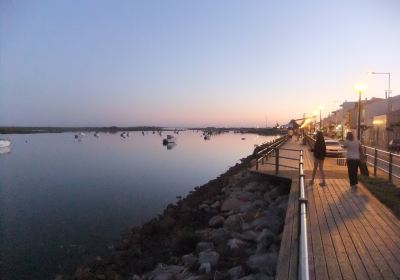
[0,139,11,148]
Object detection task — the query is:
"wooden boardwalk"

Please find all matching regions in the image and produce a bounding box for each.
[252,138,400,280]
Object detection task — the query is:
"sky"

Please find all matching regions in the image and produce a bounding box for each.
[1,0,400,127]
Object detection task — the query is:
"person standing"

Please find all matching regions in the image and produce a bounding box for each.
[310,131,327,186]
[343,131,361,189]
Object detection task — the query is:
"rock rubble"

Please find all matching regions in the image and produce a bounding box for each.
[67,153,290,280]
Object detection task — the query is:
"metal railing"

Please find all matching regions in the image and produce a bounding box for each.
[298,150,309,280]
[304,134,400,182]
[363,146,400,181]
[255,135,289,171]
[255,137,309,280]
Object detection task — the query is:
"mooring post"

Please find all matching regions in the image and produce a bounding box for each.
[275,148,279,174]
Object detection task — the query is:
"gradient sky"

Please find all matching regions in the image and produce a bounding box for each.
[1,0,400,127]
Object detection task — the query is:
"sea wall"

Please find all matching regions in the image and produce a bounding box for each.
[67,147,291,280]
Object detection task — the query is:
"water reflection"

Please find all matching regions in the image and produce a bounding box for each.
[0,146,11,154]
[166,142,177,150]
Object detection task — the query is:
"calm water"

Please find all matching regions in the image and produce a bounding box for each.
[0,131,277,279]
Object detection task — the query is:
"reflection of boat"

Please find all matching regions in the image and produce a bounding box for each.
[0,139,11,148]
[0,146,11,154]
[166,142,177,150]
[162,135,176,145]
[204,135,210,140]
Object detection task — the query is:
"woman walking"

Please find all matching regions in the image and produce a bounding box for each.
[310,131,327,186]
[343,131,361,189]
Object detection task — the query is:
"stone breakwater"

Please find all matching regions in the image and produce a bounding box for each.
[69,155,290,280]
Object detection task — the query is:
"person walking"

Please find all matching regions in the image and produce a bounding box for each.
[343,131,361,189]
[310,131,327,186]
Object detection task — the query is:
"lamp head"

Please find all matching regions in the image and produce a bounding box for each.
[368,71,376,75]
[354,84,366,94]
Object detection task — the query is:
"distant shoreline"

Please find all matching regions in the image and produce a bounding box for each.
[0,126,284,135]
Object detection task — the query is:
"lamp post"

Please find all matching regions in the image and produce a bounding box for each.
[355,84,366,141]
[313,110,318,132]
[368,71,391,100]
[318,105,324,131]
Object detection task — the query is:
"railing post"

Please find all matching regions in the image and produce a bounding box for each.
[256,159,259,171]
[275,148,279,174]
[389,152,393,182]
[262,156,264,165]
[373,148,378,176]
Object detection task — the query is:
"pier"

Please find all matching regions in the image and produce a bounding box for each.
[252,137,400,280]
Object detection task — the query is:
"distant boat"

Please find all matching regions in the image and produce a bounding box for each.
[241,138,246,140]
[80,132,86,136]
[94,132,100,137]
[0,139,11,148]
[163,135,176,145]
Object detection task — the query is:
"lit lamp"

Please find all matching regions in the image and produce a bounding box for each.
[354,84,366,141]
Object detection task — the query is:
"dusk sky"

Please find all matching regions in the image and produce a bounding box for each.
[1,0,400,127]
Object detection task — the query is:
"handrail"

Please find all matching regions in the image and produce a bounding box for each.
[364,145,400,157]
[254,137,309,279]
[305,135,400,182]
[298,150,309,280]
[255,135,289,171]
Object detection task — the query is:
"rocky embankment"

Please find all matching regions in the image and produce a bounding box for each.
[69,153,290,280]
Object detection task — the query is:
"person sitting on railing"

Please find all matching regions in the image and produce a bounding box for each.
[310,131,327,187]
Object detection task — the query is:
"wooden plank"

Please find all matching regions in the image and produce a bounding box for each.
[326,179,384,279]
[306,181,328,280]
[333,179,400,278]
[314,182,356,279]
[334,179,400,263]
[320,180,370,279]
[276,179,299,280]
[354,185,400,245]
[312,183,343,279]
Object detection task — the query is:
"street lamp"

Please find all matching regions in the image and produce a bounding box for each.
[368,71,391,100]
[354,84,366,141]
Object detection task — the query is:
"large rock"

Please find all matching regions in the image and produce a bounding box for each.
[243,182,265,192]
[228,265,244,279]
[224,214,242,230]
[232,230,257,242]
[182,254,197,268]
[147,265,185,280]
[227,238,249,250]
[256,229,276,253]
[198,250,220,267]
[211,201,221,209]
[209,215,225,227]
[210,228,230,244]
[262,211,284,234]
[221,198,242,212]
[246,253,278,275]
[196,242,214,253]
